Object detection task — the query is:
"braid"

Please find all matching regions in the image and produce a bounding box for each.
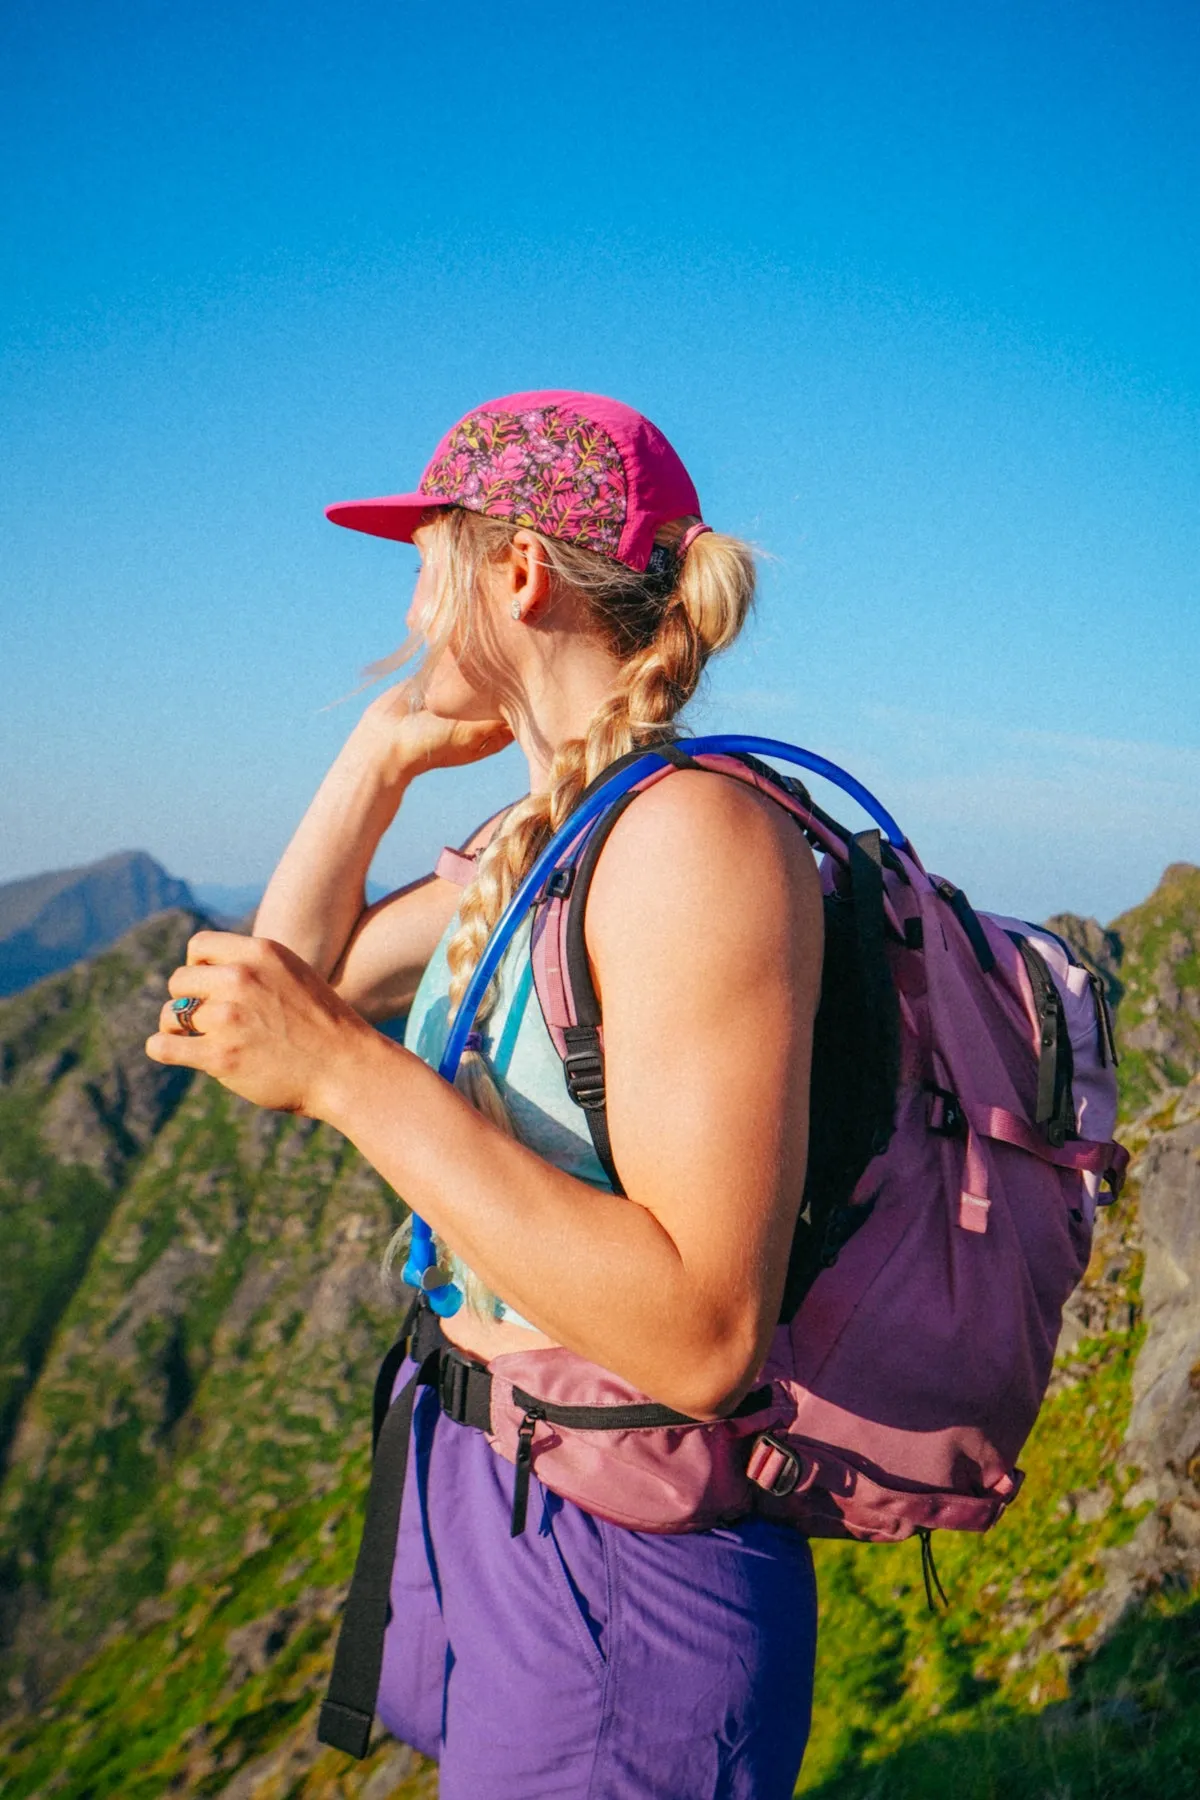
[408,510,755,1314]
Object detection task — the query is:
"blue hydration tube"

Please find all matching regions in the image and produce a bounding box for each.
[404,735,904,1315]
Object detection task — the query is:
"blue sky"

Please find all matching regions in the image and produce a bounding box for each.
[2,0,1197,922]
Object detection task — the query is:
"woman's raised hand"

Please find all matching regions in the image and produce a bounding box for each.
[358,685,513,782]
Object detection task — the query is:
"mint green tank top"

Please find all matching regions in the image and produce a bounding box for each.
[404,911,614,1325]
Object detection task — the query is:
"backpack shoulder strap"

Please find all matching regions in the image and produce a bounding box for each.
[530,743,903,1326]
[529,742,846,1195]
[530,742,699,1194]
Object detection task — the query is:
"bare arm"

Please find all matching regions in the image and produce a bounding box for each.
[153,773,821,1415]
[326,774,821,1412]
[328,798,510,1021]
[253,691,512,1016]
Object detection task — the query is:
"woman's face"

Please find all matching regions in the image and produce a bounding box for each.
[409,523,511,721]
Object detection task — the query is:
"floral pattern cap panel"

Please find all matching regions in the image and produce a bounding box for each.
[325,388,702,567]
[419,405,628,559]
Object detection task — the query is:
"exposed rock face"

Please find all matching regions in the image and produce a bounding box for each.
[0,851,195,996]
[1122,1097,1200,1570]
[1110,864,1200,1114]
[1043,911,1124,1008]
[1047,864,1200,1118]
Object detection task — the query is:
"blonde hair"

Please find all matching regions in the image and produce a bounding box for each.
[390,505,756,1313]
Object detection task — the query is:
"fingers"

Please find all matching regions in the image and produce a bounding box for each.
[185,929,272,966]
[158,997,233,1035]
[167,963,239,1000]
[145,1029,216,1069]
[165,937,294,1028]
[171,934,299,989]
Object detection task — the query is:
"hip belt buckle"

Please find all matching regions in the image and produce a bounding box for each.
[438,1351,472,1423]
[747,1432,804,1498]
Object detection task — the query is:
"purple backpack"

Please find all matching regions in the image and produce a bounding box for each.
[318,735,1131,1759]
[456,740,1129,1544]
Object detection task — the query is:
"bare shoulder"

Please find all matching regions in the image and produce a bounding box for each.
[586,767,821,967]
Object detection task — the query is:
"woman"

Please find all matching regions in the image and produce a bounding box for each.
[148,391,823,1798]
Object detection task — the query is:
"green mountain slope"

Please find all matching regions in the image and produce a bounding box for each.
[0,909,201,1476]
[0,869,1198,1798]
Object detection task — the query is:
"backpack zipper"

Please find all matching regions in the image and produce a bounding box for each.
[504,1384,777,1537]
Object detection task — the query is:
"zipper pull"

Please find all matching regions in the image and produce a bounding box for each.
[511,1408,543,1538]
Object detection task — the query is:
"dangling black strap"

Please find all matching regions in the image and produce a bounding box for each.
[510,1407,543,1537]
[371,1291,420,1449]
[318,1344,437,1758]
[918,1526,949,1611]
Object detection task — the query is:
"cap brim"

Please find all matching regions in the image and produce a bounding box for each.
[324,491,456,543]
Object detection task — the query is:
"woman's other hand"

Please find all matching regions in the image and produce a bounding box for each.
[145,931,375,1116]
[250,692,511,985]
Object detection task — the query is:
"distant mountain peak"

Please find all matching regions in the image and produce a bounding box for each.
[0,853,198,998]
[1156,860,1200,889]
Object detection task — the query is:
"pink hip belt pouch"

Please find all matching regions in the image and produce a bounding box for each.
[486,1324,1018,1543]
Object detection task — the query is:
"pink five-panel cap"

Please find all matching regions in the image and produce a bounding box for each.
[325,389,703,573]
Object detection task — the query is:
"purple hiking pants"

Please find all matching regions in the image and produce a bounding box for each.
[377,1375,818,1799]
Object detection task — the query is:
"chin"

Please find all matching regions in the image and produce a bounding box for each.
[420,643,504,722]
[417,666,482,720]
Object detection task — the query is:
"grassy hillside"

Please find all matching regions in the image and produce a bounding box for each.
[1,873,1199,1798]
[1107,864,1200,1117]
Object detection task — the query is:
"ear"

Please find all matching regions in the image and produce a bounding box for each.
[506,530,554,622]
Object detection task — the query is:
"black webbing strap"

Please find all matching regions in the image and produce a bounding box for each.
[936,879,996,974]
[848,831,900,1158]
[371,1290,420,1450]
[569,738,698,814]
[319,1298,502,1758]
[318,1344,438,1758]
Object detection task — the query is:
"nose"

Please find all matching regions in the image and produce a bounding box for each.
[407,567,430,635]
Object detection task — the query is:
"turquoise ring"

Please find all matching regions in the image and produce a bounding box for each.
[171,995,203,1036]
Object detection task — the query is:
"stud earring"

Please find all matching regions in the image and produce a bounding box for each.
[510,601,522,620]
